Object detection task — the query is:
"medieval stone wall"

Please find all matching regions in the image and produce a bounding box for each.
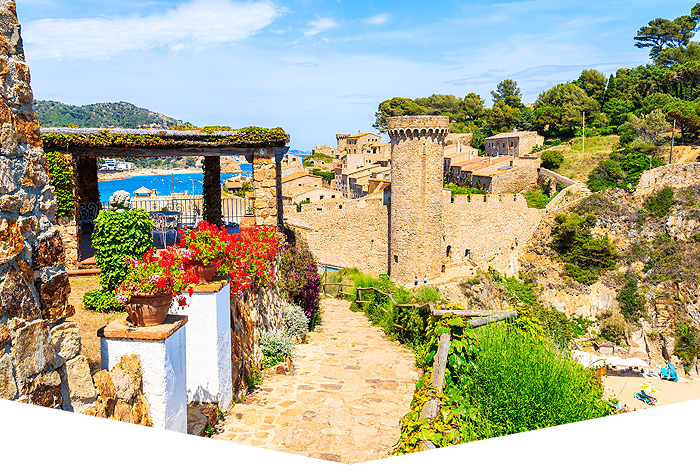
[634,163,700,197]
[483,158,540,194]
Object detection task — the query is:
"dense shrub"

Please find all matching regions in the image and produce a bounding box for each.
[524,188,558,209]
[643,186,675,218]
[674,322,700,372]
[617,274,644,322]
[82,288,124,313]
[45,151,75,218]
[445,182,486,195]
[587,153,664,192]
[552,212,618,284]
[91,208,154,292]
[540,150,564,170]
[283,304,309,339]
[259,329,295,369]
[599,316,627,345]
[278,240,322,329]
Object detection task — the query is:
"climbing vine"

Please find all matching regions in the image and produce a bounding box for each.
[45,151,75,218]
[41,126,288,149]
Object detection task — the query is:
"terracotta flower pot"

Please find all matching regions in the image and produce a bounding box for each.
[126,293,173,327]
[239,214,256,236]
[189,259,218,283]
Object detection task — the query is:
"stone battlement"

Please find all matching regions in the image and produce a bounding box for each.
[387,115,450,139]
[442,192,529,207]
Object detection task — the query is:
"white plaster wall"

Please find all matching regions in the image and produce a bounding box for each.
[100,327,187,433]
[179,283,233,411]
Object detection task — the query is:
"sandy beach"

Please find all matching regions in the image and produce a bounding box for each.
[98,168,202,181]
[604,375,700,411]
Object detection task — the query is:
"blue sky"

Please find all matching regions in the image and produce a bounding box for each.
[16,0,696,151]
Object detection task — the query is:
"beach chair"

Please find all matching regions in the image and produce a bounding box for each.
[634,392,654,406]
[659,367,669,380]
[668,363,678,382]
[639,389,657,404]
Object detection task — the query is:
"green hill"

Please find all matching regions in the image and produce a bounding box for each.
[34,100,191,128]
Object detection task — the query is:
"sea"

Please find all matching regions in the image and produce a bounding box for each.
[98,164,253,203]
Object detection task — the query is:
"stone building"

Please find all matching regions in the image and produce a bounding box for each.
[286,116,544,284]
[282,186,344,205]
[485,131,544,157]
[471,157,540,194]
[312,144,336,157]
[346,131,382,155]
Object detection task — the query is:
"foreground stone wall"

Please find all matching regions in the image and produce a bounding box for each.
[0,0,81,407]
[634,163,700,197]
[484,158,540,194]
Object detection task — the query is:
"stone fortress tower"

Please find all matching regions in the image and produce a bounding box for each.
[387,116,449,284]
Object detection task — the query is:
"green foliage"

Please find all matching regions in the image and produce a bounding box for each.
[244,363,263,390]
[587,153,664,192]
[34,100,190,128]
[203,425,215,437]
[278,239,322,329]
[571,315,596,338]
[617,275,645,322]
[644,186,675,217]
[232,181,252,198]
[311,168,335,182]
[373,97,424,133]
[259,329,295,369]
[491,79,522,109]
[92,209,154,291]
[45,151,75,217]
[294,200,311,212]
[551,213,618,285]
[599,316,627,345]
[674,321,700,371]
[82,288,125,313]
[445,183,486,195]
[574,69,607,105]
[524,188,558,209]
[534,83,599,137]
[540,150,564,170]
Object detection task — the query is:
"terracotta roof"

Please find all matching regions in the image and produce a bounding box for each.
[348,132,379,139]
[282,172,321,184]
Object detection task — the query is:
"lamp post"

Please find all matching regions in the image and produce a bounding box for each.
[670,119,676,164]
[582,111,585,156]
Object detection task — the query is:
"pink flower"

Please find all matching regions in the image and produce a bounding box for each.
[115,293,128,304]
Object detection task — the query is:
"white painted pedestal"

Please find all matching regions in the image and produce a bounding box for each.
[99,315,188,433]
[178,280,233,411]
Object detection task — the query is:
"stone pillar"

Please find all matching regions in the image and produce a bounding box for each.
[251,148,278,226]
[99,315,188,432]
[177,281,233,411]
[75,155,99,204]
[387,116,449,285]
[203,155,222,225]
[0,0,81,408]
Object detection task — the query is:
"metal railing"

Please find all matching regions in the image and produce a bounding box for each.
[100,197,248,227]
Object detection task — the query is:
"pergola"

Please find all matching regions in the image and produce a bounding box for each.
[41,127,290,226]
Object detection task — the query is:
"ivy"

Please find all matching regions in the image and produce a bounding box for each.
[41,126,288,149]
[45,151,75,217]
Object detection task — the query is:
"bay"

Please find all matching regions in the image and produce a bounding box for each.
[98,164,252,203]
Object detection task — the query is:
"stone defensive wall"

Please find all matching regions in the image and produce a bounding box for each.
[486,158,540,194]
[285,191,543,279]
[284,198,389,276]
[441,192,543,277]
[634,163,700,197]
[538,167,577,188]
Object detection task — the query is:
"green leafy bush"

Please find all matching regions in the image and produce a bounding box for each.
[587,153,664,192]
[617,275,644,322]
[283,304,309,339]
[91,208,154,291]
[599,316,626,345]
[552,212,618,284]
[540,150,564,170]
[674,322,700,372]
[45,151,75,217]
[643,186,675,218]
[82,288,124,313]
[571,315,595,338]
[524,188,558,209]
[311,168,335,183]
[445,183,486,195]
[259,329,294,369]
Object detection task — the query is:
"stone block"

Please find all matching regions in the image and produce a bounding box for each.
[15,256,33,281]
[17,216,36,237]
[0,157,17,194]
[44,303,75,323]
[32,230,66,269]
[0,353,17,400]
[112,400,134,423]
[60,357,96,413]
[111,354,143,393]
[12,319,55,384]
[13,61,28,83]
[0,193,19,212]
[111,368,135,402]
[1,265,40,320]
[0,323,8,349]
[25,369,62,408]
[50,320,81,365]
[0,217,23,264]
[35,272,70,311]
[13,110,41,147]
[82,401,107,418]
[0,32,8,56]
[92,370,116,416]
[13,82,32,105]
[0,125,18,155]
[132,391,153,426]
[19,194,35,215]
[38,185,57,215]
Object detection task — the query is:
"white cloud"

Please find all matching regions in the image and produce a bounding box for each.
[23,0,283,60]
[303,17,338,36]
[363,13,390,25]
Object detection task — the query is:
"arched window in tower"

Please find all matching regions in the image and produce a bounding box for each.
[446,245,452,258]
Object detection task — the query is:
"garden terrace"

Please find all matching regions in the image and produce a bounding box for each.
[42,127,289,265]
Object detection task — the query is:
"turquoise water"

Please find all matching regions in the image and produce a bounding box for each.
[98,164,252,203]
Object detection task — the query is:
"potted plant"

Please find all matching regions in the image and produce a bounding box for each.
[239,203,256,236]
[116,248,199,327]
[178,220,228,283]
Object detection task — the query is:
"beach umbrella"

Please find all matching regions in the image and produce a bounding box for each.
[640,382,660,393]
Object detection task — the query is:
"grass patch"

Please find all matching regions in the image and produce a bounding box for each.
[557,135,618,181]
[524,188,559,209]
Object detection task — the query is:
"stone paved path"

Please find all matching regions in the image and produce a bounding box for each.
[212,298,420,464]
